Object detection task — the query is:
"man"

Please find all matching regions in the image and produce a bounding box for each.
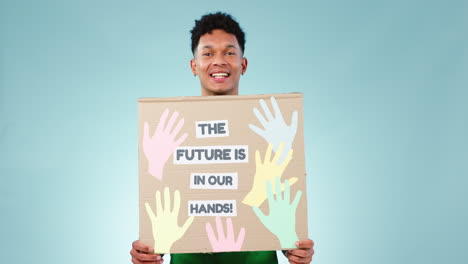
[130,12,315,264]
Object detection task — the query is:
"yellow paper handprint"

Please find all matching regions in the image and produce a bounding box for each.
[242,142,297,207]
[145,187,194,253]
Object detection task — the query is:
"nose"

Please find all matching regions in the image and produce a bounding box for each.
[212,53,227,66]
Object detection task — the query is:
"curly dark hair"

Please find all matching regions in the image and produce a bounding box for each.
[190,12,246,55]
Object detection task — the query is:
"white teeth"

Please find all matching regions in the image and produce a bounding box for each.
[211,73,229,78]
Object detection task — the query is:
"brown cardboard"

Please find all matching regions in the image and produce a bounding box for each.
[138,93,308,254]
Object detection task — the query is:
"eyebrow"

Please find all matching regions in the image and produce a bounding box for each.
[201,44,238,49]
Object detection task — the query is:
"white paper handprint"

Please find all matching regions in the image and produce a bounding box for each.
[249,96,298,163]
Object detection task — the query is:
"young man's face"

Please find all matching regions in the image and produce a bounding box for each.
[191,29,248,96]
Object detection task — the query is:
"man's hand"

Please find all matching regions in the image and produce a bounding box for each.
[285,239,315,264]
[130,240,164,264]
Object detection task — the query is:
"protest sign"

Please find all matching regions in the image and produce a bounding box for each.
[138,93,308,253]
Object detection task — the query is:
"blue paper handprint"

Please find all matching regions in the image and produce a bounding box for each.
[249,96,298,163]
[253,177,302,248]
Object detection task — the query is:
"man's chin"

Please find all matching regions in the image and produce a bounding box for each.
[202,86,238,96]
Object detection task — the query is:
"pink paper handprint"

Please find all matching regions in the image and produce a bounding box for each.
[205,216,246,252]
[143,108,188,180]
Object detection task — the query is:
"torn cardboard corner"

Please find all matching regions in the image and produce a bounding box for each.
[138,93,308,254]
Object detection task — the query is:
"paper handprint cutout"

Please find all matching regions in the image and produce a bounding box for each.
[145,187,194,253]
[206,216,246,252]
[253,177,302,248]
[242,142,297,207]
[249,96,298,163]
[143,108,188,180]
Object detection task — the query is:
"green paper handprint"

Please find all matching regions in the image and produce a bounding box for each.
[253,177,302,248]
[145,187,194,253]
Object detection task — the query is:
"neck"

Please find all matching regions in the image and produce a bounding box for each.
[201,88,239,96]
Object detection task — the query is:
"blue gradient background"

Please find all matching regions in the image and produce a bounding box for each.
[1,0,467,263]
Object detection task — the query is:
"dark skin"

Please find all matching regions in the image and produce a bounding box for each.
[131,241,162,264]
[131,29,315,264]
[285,240,315,264]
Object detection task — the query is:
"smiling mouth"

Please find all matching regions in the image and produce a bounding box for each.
[210,72,230,78]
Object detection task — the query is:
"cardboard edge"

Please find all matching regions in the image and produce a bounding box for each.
[137,92,303,103]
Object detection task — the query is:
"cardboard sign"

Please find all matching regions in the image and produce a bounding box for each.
[138,93,308,254]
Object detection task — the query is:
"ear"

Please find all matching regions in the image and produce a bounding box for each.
[241,57,248,75]
[190,58,197,76]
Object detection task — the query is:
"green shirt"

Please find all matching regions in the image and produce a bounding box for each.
[170,251,278,264]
